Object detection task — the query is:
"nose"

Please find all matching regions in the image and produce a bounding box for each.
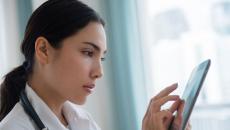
[90,61,103,79]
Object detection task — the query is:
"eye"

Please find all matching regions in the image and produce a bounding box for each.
[101,57,106,61]
[82,50,94,57]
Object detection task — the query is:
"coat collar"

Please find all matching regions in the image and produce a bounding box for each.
[25,84,101,130]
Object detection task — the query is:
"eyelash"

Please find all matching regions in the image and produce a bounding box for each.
[82,51,106,61]
[101,57,106,61]
[82,50,94,57]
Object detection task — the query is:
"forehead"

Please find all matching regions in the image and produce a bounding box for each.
[63,22,107,51]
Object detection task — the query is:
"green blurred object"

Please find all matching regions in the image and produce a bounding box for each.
[16,0,32,40]
[103,0,147,130]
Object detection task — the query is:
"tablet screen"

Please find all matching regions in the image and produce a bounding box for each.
[169,59,211,130]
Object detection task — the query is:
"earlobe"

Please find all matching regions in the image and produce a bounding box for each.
[34,37,50,65]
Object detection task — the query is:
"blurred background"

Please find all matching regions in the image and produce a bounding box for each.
[0,0,230,130]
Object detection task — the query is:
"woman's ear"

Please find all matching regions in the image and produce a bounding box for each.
[34,37,51,65]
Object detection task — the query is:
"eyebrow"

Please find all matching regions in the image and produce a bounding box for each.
[82,42,107,54]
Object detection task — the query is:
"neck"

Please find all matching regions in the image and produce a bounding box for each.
[27,75,68,127]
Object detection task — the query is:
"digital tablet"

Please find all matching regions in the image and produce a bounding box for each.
[169,59,211,130]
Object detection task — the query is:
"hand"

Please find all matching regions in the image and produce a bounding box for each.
[186,122,192,130]
[169,100,192,130]
[171,120,191,130]
[169,100,184,130]
[142,83,181,130]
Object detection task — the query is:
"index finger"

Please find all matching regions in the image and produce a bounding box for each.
[154,83,178,100]
[173,100,185,128]
[169,99,182,113]
[177,100,185,117]
[151,95,180,112]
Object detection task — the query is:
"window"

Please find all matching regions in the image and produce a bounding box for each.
[137,0,230,129]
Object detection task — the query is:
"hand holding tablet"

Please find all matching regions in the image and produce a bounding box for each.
[169,59,211,130]
[142,59,210,130]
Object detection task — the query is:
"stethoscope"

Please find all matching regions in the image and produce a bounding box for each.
[20,89,48,130]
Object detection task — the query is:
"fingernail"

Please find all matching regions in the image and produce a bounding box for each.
[171,83,178,87]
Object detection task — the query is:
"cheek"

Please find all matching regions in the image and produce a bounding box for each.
[45,54,92,102]
[57,55,90,81]
[57,56,93,102]
[49,53,92,91]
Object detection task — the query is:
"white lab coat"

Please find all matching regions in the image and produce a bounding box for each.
[0,84,101,130]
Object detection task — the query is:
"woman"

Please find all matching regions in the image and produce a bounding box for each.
[0,0,190,130]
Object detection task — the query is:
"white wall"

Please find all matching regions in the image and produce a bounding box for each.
[0,0,22,78]
[0,0,5,79]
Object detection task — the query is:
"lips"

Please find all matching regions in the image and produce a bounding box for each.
[83,84,95,93]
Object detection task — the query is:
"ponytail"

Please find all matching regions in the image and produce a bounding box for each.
[0,64,27,121]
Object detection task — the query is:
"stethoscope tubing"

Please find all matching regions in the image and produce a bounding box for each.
[20,90,48,130]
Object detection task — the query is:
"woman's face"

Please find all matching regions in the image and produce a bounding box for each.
[44,22,107,104]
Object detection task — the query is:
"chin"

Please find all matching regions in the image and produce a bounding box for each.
[70,98,87,105]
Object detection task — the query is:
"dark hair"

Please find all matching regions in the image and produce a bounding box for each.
[0,0,104,121]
